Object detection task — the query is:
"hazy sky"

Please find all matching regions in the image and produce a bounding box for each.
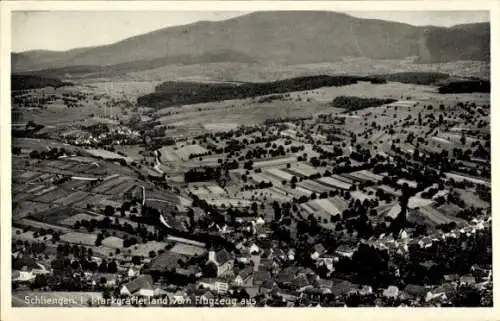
[12,11,490,52]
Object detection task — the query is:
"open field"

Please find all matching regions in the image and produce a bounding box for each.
[253,157,297,169]
[91,176,134,194]
[12,228,54,242]
[12,201,53,220]
[348,170,383,183]
[174,144,208,160]
[264,167,295,182]
[297,180,330,194]
[445,173,491,187]
[285,162,319,178]
[408,197,434,209]
[188,184,226,197]
[34,187,73,203]
[418,205,455,226]
[317,176,352,190]
[310,198,344,216]
[203,122,240,131]
[125,59,490,83]
[86,149,132,162]
[54,191,91,206]
[60,232,98,246]
[15,219,73,233]
[456,188,490,209]
[350,190,376,202]
[58,213,99,226]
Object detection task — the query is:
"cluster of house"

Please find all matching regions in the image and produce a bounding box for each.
[11,208,492,307]
[61,126,141,146]
[85,242,492,307]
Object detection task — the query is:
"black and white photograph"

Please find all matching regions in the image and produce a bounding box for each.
[1,1,496,315]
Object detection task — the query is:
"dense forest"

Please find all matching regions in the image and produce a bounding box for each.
[137,75,385,108]
[438,80,490,94]
[136,72,478,109]
[375,72,451,85]
[11,74,72,91]
[331,96,397,111]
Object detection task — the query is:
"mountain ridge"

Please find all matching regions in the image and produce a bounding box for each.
[12,11,490,75]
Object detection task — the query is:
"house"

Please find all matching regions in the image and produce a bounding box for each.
[310,243,326,260]
[277,289,298,303]
[198,289,216,302]
[260,279,276,294]
[334,244,357,259]
[197,278,229,294]
[127,266,141,278]
[398,229,409,240]
[153,287,168,297]
[12,269,36,283]
[425,283,456,302]
[273,248,286,261]
[91,273,118,287]
[119,275,154,297]
[470,264,490,279]
[316,254,335,272]
[443,274,459,283]
[315,278,333,291]
[232,266,254,287]
[258,258,274,272]
[419,260,437,271]
[253,270,272,287]
[383,285,399,299]
[207,248,234,276]
[249,243,260,255]
[459,275,476,285]
[419,237,434,249]
[250,254,261,272]
[255,225,269,239]
[357,285,373,296]
[403,284,427,300]
[245,286,260,299]
[12,259,50,283]
[275,269,297,288]
[330,280,355,298]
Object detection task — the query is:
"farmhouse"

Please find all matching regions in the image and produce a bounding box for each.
[206,248,234,277]
[232,266,254,287]
[119,275,154,297]
[334,244,357,259]
[91,273,119,287]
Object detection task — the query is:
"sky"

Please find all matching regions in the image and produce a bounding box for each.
[12,10,490,52]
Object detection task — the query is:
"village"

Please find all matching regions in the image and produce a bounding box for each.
[11,83,493,307]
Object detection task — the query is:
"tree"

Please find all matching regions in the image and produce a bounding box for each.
[251,202,258,214]
[98,260,108,273]
[132,256,142,265]
[203,261,218,278]
[107,261,118,273]
[460,133,466,145]
[95,233,104,247]
[272,201,282,221]
[104,205,115,217]
[453,284,482,307]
